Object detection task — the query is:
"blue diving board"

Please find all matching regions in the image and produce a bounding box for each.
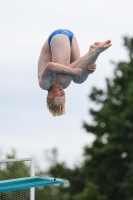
[0,176,69,192]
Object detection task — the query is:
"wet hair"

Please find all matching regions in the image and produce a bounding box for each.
[46,97,66,116]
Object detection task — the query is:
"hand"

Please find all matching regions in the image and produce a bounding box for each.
[74,68,82,77]
[86,63,96,74]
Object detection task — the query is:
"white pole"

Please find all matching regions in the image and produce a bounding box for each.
[30,158,35,200]
[0,158,35,200]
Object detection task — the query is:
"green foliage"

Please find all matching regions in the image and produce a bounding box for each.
[1,37,133,200]
[80,36,133,200]
[35,148,84,200]
[34,36,133,200]
[35,148,70,200]
[0,150,30,200]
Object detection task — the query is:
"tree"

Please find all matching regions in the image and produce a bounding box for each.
[0,150,30,200]
[35,148,86,200]
[1,37,133,200]
[73,37,133,200]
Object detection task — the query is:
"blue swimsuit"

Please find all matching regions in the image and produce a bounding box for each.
[48,29,74,47]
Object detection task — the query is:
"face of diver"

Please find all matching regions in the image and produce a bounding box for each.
[48,85,66,105]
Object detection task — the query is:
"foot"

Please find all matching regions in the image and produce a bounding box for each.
[94,40,111,46]
[89,40,112,54]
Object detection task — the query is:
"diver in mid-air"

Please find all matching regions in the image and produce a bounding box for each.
[38,29,112,116]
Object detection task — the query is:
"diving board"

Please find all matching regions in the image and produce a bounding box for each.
[0,176,69,193]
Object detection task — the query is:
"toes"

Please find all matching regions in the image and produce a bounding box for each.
[94,42,101,45]
[94,40,111,46]
[105,40,111,44]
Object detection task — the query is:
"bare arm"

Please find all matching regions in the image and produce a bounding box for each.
[73,68,90,84]
[39,62,82,90]
[47,62,81,75]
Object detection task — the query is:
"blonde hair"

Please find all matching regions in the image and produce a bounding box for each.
[46,97,66,116]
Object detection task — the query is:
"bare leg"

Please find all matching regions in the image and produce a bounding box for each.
[69,40,112,69]
[50,39,112,87]
[38,37,112,89]
[70,35,80,63]
[49,35,111,71]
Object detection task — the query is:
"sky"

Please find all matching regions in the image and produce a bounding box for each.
[0,0,133,172]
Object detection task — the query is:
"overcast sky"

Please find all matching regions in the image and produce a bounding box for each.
[0,0,133,171]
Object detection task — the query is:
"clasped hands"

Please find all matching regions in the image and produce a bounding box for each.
[85,63,96,74]
[75,63,96,76]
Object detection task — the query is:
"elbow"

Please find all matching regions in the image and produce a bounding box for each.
[38,75,44,89]
[38,73,43,88]
[38,81,46,90]
[45,62,53,71]
[38,79,43,89]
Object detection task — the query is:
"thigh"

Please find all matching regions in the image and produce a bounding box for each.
[50,34,71,66]
[70,35,80,63]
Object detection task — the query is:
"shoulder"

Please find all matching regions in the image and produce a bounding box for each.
[38,78,51,90]
[38,68,56,91]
